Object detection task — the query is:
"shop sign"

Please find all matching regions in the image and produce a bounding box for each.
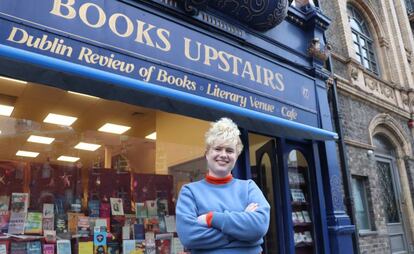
[0,0,318,125]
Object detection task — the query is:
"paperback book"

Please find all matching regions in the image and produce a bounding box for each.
[56,240,71,254]
[43,244,55,254]
[110,198,124,216]
[24,212,43,234]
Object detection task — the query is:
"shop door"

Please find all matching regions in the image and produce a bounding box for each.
[376,156,408,254]
[254,140,283,254]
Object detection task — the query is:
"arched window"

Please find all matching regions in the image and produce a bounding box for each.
[347,5,379,75]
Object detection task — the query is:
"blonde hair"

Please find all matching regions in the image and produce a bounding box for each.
[205,118,243,155]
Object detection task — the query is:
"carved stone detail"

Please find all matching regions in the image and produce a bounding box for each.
[364,77,395,100]
[350,68,359,80]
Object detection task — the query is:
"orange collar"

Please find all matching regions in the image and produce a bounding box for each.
[205,174,233,185]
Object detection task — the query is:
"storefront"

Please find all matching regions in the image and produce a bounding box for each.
[0,0,354,253]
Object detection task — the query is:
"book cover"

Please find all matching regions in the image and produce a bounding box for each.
[135,203,147,219]
[43,230,57,243]
[77,216,90,236]
[156,199,168,216]
[155,233,173,254]
[164,215,176,233]
[43,217,54,231]
[11,241,27,254]
[78,241,93,254]
[88,200,100,218]
[145,238,156,254]
[55,214,67,233]
[25,212,43,234]
[94,218,108,233]
[94,245,107,254]
[27,241,41,254]
[8,211,26,234]
[0,211,9,233]
[295,211,304,223]
[56,240,71,254]
[0,243,6,254]
[145,201,157,218]
[67,212,82,234]
[93,230,107,247]
[43,204,54,219]
[43,244,55,254]
[122,225,130,240]
[122,240,135,254]
[0,196,10,211]
[11,193,29,213]
[99,203,110,218]
[133,224,144,240]
[172,237,184,254]
[135,240,145,254]
[107,241,121,254]
[302,211,311,223]
[110,198,124,216]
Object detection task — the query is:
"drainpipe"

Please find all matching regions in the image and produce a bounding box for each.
[325,53,361,254]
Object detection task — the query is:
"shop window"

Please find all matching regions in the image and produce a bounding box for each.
[347,5,379,75]
[351,175,373,232]
[0,80,213,252]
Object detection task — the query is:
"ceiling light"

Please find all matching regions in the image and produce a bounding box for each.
[16,150,39,158]
[27,135,55,144]
[0,105,14,116]
[43,113,77,126]
[145,132,156,140]
[57,155,80,162]
[68,91,99,99]
[98,123,131,134]
[0,76,27,84]
[74,142,101,151]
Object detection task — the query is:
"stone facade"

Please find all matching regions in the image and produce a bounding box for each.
[319,0,414,253]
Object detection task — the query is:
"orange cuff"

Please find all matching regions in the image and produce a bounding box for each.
[206,211,213,228]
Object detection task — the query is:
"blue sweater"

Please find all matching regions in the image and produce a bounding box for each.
[176,178,270,254]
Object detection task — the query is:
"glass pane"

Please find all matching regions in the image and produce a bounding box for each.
[377,161,400,223]
[360,38,366,47]
[249,133,278,254]
[352,33,358,42]
[353,43,361,54]
[350,19,362,33]
[362,49,368,58]
[288,150,314,253]
[352,178,370,230]
[363,58,370,69]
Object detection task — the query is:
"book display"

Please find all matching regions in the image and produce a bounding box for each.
[0,164,188,254]
[288,166,314,254]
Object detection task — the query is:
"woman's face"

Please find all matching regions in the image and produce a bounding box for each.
[206,141,238,178]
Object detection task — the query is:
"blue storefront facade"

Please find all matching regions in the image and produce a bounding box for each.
[0,0,354,253]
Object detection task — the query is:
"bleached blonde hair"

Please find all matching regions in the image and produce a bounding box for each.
[205,118,243,155]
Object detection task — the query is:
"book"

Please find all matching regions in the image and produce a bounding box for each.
[295,211,304,223]
[88,200,100,218]
[155,233,173,254]
[94,230,107,247]
[135,240,145,254]
[67,213,82,234]
[0,196,10,211]
[56,240,71,254]
[135,203,147,219]
[94,218,108,233]
[11,241,27,254]
[172,237,184,254]
[133,224,144,240]
[43,244,55,254]
[303,231,313,243]
[107,241,121,254]
[99,203,111,218]
[94,245,107,254]
[78,241,93,254]
[110,198,124,216]
[55,214,67,233]
[290,189,306,203]
[292,212,298,223]
[11,193,29,213]
[77,216,90,236]
[164,215,176,233]
[25,212,43,234]
[43,230,57,243]
[122,225,130,240]
[0,211,10,233]
[8,211,26,234]
[122,240,135,254]
[157,199,169,216]
[43,204,54,219]
[27,241,41,254]
[145,232,155,254]
[302,211,311,223]
[0,243,6,254]
[145,201,157,217]
[43,217,54,231]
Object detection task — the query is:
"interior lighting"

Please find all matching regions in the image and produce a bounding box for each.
[98,123,131,134]
[27,135,55,144]
[0,76,27,84]
[43,113,77,126]
[57,155,80,162]
[16,150,39,158]
[68,91,99,99]
[145,132,157,140]
[0,105,14,116]
[74,142,101,151]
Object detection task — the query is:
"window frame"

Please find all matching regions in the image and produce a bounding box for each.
[347,5,379,75]
[351,175,373,232]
